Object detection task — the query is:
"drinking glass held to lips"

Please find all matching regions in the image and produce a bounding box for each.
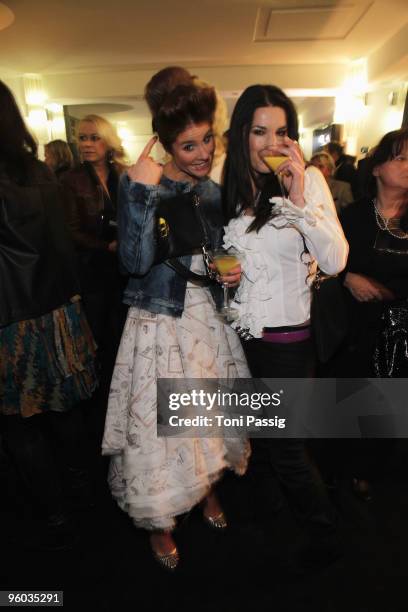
[263,152,290,199]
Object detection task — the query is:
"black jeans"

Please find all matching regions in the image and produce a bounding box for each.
[242,337,335,534]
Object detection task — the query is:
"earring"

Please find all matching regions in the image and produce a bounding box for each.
[107,150,114,164]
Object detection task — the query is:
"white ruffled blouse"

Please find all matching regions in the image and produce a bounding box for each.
[223,166,349,338]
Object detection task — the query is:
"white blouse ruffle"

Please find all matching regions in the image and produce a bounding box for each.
[222,167,348,338]
[268,195,324,228]
[223,216,284,337]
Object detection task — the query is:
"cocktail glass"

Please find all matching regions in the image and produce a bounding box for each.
[263,153,289,199]
[211,247,241,321]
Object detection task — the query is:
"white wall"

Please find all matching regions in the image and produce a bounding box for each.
[357,82,407,155]
[299,128,315,162]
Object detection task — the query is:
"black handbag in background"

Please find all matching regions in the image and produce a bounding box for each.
[301,235,348,363]
[154,190,214,286]
[311,270,349,363]
[373,300,408,377]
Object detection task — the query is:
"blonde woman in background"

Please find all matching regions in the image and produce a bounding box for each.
[61,115,128,385]
[310,151,353,213]
[44,139,74,180]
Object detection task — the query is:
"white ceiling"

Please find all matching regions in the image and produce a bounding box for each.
[1,0,406,137]
[1,0,407,75]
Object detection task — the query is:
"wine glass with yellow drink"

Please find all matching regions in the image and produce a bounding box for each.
[263,152,289,199]
[211,247,241,321]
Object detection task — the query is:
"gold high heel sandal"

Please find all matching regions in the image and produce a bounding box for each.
[204,510,227,529]
[152,546,179,571]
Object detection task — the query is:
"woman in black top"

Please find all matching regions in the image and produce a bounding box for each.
[61,115,128,358]
[340,128,408,373]
[335,128,408,499]
[0,80,97,549]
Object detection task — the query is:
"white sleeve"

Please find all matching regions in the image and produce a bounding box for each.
[269,166,349,275]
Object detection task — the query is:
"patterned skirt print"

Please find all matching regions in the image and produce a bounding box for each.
[102,255,251,531]
[0,299,98,417]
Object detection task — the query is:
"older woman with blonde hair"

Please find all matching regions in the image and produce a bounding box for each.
[61,114,128,376]
[76,114,127,171]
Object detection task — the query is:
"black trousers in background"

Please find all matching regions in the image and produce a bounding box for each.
[1,409,89,520]
[318,328,396,482]
[82,282,128,358]
[78,252,128,372]
[81,267,128,441]
[242,337,335,534]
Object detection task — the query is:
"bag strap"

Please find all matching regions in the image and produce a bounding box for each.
[165,258,213,287]
[300,235,337,289]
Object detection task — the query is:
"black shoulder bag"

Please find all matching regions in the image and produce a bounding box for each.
[311,269,349,363]
[301,237,348,363]
[154,191,215,286]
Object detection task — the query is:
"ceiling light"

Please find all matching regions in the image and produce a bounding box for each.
[0,2,14,32]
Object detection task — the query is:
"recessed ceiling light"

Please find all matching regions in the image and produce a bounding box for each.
[0,2,14,32]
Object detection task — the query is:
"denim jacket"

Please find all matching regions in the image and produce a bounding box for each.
[118,174,224,317]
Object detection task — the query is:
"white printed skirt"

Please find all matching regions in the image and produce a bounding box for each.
[102,256,250,530]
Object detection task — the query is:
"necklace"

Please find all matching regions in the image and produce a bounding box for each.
[373,199,408,240]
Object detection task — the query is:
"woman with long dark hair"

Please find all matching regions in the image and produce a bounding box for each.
[222,84,348,563]
[102,67,250,570]
[0,80,97,549]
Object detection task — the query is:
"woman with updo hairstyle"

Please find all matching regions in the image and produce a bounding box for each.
[60,114,128,372]
[144,65,194,118]
[145,66,228,182]
[102,67,250,570]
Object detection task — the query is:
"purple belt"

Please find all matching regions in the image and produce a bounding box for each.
[262,327,311,344]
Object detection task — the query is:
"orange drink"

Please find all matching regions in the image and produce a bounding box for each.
[263,155,289,173]
[210,248,241,321]
[214,254,239,275]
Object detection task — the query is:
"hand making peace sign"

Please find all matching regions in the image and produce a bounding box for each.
[127,136,164,185]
